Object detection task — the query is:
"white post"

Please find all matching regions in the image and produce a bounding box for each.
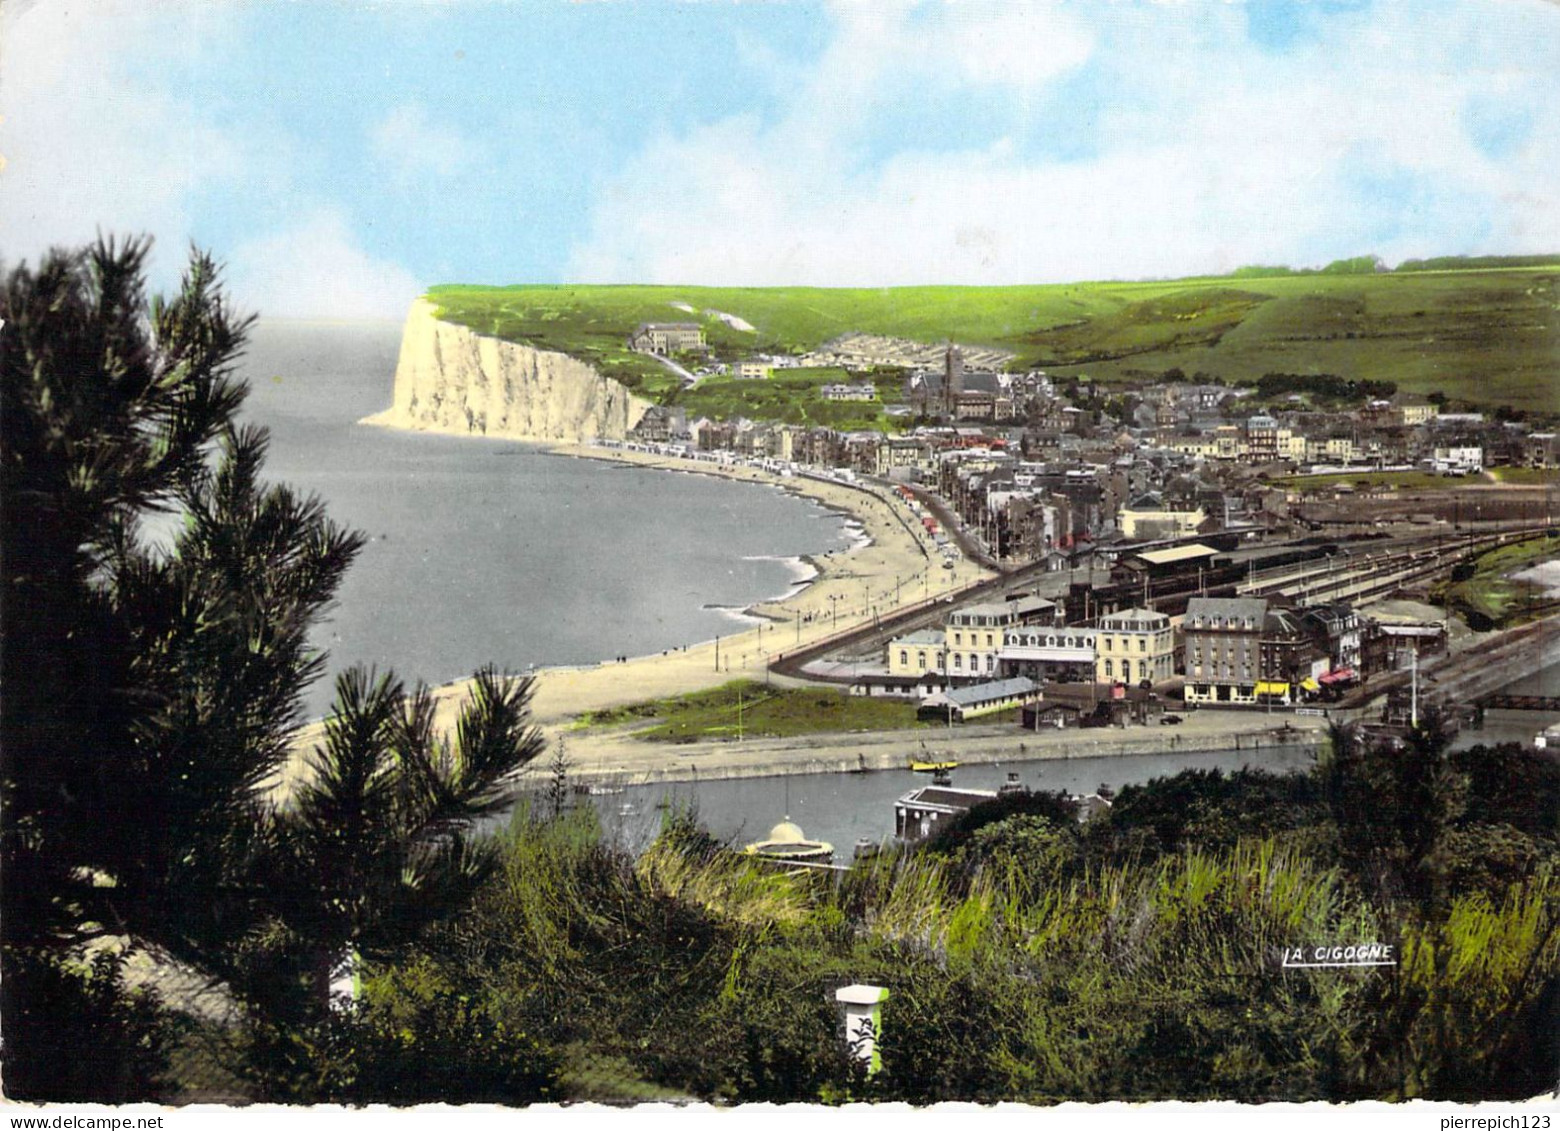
[834,984,890,1075]
[1410,646,1419,728]
[328,948,359,1013]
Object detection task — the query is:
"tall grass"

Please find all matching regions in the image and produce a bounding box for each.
[388,784,1558,1103]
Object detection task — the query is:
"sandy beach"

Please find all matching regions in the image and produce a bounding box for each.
[518,445,992,721]
[284,444,996,783]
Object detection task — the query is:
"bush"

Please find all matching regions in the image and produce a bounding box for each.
[2,950,175,1103]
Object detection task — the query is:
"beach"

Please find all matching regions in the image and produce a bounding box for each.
[518,444,992,722]
[282,443,996,786]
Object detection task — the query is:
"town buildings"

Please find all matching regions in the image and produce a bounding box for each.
[609,324,1551,727]
[917,677,1043,723]
[944,598,1055,681]
[1094,608,1176,687]
[998,624,1097,683]
[821,382,878,402]
[1183,597,1267,706]
[1258,606,1326,703]
[895,779,997,842]
[628,322,706,354]
[887,629,947,677]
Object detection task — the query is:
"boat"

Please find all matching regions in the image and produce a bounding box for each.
[909,759,960,774]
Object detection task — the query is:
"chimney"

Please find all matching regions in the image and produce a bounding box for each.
[834,984,890,1075]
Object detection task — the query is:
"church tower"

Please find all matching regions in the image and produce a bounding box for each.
[943,343,964,417]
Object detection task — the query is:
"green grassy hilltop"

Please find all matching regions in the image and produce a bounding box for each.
[427,258,1560,413]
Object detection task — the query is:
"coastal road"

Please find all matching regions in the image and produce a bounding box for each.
[895,479,1003,571]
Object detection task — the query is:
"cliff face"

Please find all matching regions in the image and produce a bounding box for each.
[364,299,652,443]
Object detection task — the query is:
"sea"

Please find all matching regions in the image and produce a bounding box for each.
[234,320,856,717]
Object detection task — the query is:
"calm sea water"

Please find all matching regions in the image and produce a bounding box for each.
[234,321,853,716]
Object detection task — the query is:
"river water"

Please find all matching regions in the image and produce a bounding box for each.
[1453,653,1560,749]
[583,745,1322,857]
[234,320,854,716]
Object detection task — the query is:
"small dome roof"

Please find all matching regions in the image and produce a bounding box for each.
[768,820,806,844]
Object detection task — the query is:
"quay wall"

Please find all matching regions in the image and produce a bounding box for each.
[573,723,1326,787]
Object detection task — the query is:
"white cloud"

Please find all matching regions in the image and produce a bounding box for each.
[0,1,422,317]
[932,2,1094,91]
[226,211,420,320]
[0,0,245,285]
[567,1,1560,284]
[369,103,485,184]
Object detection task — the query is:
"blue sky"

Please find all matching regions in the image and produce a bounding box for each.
[2,0,1557,317]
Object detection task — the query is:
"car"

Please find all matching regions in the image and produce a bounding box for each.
[1160,714,1183,726]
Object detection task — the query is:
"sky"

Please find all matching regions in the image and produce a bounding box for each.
[2,0,1558,318]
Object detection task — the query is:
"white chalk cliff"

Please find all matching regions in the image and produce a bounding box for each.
[363,298,652,443]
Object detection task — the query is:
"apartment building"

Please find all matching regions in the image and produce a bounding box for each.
[944,598,1053,681]
[1182,596,1268,705]
[628,322,706,354]
[1095,607,1175,686]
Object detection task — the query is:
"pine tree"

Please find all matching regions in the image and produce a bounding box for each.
[1,238,543,1098]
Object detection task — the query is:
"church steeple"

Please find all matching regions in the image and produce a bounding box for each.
[943,342,964,416]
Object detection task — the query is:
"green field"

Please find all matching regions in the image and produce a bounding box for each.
[1488,467,1560,485]
[675,367,908,431]
[575,679,923,742]
[1279,470,1478,492]
[428,263,1560,413]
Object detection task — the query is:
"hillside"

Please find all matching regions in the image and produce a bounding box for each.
[426,263,1560,413]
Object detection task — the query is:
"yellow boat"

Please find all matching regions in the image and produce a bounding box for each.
[909,759,960,773]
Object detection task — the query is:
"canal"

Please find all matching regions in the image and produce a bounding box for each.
[1454,655,1560,750]
[582,743,1321,858]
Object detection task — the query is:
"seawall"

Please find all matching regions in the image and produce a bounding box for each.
[563,720,1329,787]
[362,298,653,444]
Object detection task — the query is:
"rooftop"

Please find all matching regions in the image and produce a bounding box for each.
[1100,607,1170,627]
[943,677,1040,707]
[1136,543,1219,566]
[1185,596,1268,624]
[899,785,999,810]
